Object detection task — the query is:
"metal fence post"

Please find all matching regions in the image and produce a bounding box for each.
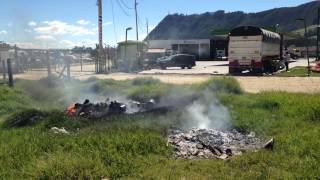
[7,59,13,87]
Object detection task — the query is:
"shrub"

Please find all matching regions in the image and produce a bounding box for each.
[200,77,243,94]
[3,109,87,130]
[131,78,161,86]
[2,109,48,128]
[250,99,280,110]
[128,84,170,102]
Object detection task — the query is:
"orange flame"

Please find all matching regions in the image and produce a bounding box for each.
[65,104,77,116]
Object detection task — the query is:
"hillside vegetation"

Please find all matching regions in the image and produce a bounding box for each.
[0,77,319,179]
[148,1,320,40]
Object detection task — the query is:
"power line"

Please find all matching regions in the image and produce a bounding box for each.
[116,0,131,16]
[120,0,134,9]
[110,0,118,42]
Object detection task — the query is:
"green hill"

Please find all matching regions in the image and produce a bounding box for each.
[148,1,320,40]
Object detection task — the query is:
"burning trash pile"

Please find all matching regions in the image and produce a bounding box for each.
[65,98,157,119]
[168,128,273,160]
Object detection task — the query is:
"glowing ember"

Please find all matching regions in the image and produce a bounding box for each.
[65,104,77,116]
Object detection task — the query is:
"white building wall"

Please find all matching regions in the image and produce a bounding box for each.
[148,39,211,59]
[148,39,210,50]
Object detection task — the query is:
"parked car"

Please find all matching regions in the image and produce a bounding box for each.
[157,54,196,70]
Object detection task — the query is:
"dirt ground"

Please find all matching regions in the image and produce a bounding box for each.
[12,67,320,94]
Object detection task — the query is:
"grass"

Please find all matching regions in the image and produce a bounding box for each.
[0,77,319,179]
[277,66,320,77]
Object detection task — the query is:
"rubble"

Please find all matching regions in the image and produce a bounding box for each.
[168,128,271,160]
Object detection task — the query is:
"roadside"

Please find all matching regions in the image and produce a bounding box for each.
[277,66,320,77]
[9,59,320,94]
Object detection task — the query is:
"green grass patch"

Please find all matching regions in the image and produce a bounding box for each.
[0,77,319,179]
[277,66,320,77]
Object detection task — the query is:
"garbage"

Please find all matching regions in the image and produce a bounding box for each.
[168,128,272,160]
[65,98,157,119]
[50,127,69,134]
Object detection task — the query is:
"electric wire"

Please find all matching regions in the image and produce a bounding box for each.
[110,0,118,42]
[120,0,134,9]
[116,0,131,17]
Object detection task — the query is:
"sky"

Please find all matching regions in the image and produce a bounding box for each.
[0,0,313,49]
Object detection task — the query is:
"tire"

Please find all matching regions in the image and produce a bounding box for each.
[181,66,185,69]
[187,66,192,69]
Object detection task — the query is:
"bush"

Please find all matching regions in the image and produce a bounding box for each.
[250,99,280,110]
[200,77,243,94]
[2,109,48,128]
[131,78,161,86]
[3,109,87,130]
[308,106,320,121]
[0,86,35,116]
[128,83,170,102]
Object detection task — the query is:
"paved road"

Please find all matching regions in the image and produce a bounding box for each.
[12,59,320,94]
[140,58,315,75]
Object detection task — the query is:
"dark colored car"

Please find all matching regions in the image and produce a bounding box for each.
[157,54,196,70]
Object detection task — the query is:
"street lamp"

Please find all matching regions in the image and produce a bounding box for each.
[296,18,311,76]
[125,27,132,61]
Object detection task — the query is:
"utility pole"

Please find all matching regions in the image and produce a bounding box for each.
[296,18,311,76]
[146,18,149,48]
[7,59,13,87]
[14,45,19,73]
[46,50,51,77]
[135,0,139,41]
[1,57,6,80]
[134,0,142,69]
[97,0,105,73]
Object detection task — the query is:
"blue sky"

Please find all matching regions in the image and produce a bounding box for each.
[0,0,313,49]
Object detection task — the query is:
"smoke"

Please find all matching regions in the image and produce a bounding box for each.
[30,75,232,130]
[183,90,231,130]
[158,87,232,130]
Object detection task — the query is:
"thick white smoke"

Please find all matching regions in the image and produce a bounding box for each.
[183,90,231,130]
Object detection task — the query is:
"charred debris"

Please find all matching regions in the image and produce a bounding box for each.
[65,93,199,119]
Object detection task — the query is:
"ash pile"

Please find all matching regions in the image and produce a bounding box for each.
[168,128,273,160]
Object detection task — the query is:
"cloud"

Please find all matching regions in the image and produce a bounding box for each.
[0,30,8,35]
[59,39,97,48]
[60,40,82,48]
[28,21,37,26]
[24,29,33,33]
[34,20,96,36]
[77,19,90,25]
[35,35,56,41]
[103,21,113,26]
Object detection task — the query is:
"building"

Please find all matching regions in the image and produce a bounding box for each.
[117,40,147,72]
[147,37,228,60]
[0,42,11,73]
